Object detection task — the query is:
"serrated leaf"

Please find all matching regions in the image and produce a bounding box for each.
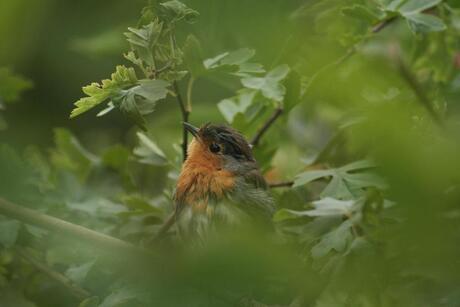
[294,160,385,199]
[203,48,260,76]
[241,65,290,101]
[158,0,199,24]
[133,132,168,166]
[70,66,138,118]
[0,68,32,104]
[311,220,353,259]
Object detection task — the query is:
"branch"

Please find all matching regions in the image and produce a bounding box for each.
[251,107,283,147]
[268,181,294,188]
[16,247,91,300]
[0,198,144,254]
[372,16,397,33]
[173,81,190,161]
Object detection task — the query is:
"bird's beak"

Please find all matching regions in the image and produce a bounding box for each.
[183,122,199,138]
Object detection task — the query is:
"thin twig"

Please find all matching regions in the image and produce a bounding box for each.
[268,181,294,188]
[16,247,91,300]
[173,81,190,161]
[0,198,144,254]
[372,16,398,33]
[251,107,283,147]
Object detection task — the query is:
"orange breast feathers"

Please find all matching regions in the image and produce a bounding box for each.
[175,139,236,206]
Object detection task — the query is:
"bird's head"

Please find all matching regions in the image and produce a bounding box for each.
[183,122,255,172]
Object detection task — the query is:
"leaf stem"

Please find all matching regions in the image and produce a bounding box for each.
[251,106,283,147]
[173,81,190,161]
[186,77,195,113]
[16,247,91,300]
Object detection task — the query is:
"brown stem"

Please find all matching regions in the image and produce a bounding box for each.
[16,247,91,300]
[268,181,294,188]
[372,16,397,33]
[173,81,190,161]
[251,107,283,147]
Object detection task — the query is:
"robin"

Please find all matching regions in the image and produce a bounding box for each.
[156,123,275,240]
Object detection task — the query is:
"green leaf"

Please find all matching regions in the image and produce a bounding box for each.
[79,297,100,307]
[294,160,385,199]
[284,71,302,112]
[183,35,205,77]
[65,260,96,284]
[405,13,446,33]
[218,89,257,123]
[241,65,290,101]
[125,20,163,68]
[0,220,20,247]
[133,132,168,166]
[158,0,200,24]
[203,48,263,76]
[99,286,147,307]
[0,68,32,104]
[51,128,99,181]
[311,220,353,258]
[70,66,138,118]
[274,198,355,222]
[399,0,442,14]
[342,5,386,23]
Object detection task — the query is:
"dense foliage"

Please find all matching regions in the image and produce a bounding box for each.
[1,0,460,306]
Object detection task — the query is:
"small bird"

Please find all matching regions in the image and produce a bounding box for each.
[158,123,275,240]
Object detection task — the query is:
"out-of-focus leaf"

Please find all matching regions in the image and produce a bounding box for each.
[65,260,96,284]
[294,161,385,199]
[241,65,290,101]
[284,71,302,112]
[0,220,20,248]
[133,132,168,166]
[342,5,386,23]
[311,220,353,259]
[70,66,138,118]
[274,198,355,222]
[183,35,205,77]
[99,286,147,307]
[158,0,199,24]
[0,68,32,103]
[399,0,443,14]
[203,48,263,76]
[102,145,130,172]
[51,128,98,181]
[79,296,100,307]
[218,89,257,123]
[405,13,446,33]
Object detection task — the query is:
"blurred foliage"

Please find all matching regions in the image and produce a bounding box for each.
[1,0,460,306]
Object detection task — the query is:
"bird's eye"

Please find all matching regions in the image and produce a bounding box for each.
[209,143,221,153]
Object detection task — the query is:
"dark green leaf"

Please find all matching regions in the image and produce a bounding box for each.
[405,13,446,33]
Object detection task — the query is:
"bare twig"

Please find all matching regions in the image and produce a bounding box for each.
[251,107,283,147]
[173,81,190,161]
[16,247,91,300]
[372,16,398,33]
[268,181,294,189]
[0,198,144,254]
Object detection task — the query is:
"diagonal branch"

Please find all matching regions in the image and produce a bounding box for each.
[251,107,283,147]
[16,247,91,300]
[173,81,190,161]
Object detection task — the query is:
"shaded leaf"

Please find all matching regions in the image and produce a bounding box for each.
[241,65,290,101]
[133,132,168,166]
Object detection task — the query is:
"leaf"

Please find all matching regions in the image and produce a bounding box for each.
[112,79,170,130]
[133,132,168,166]
[399,0,442,14]
[342,5,386,23]
[241,65,290,101]
[284,71,302,112]
[311,220,353,259]
[217,90,256,123]
[99,286,147,307]
[405,13,446,33]
[294,160,385,199]
[0,220,20,247]
[203,48,262,76]
[70,66,138,118]
[183,35,205,77]
[79,297,100,307]
[124,20,163,67]
[50,128,99,181]
[0,68,32,103]
[158,0,200,24]
[65,260,96,284]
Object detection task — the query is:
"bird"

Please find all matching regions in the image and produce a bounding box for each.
[156,122,275,241]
